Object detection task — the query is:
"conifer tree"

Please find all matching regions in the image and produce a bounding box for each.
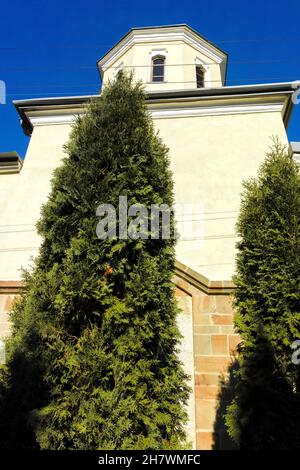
[0,73,189,450]
[225,140,300,449]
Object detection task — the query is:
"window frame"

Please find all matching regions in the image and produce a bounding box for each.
[148,49,168,83]
[195,58,211,89]
[151,54,166,83]
[112,62,124,81]
[195,65,205,88]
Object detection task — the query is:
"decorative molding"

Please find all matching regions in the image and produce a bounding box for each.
[149,49,168,57]
[149,103,283,119]
[98,27,227,75]
[289,142,300,166]
[15,83,295,136]
[29,114,82,126]
[112,62,124,80]
[0,261,235,296]
[0,151,23,175]
[195,57,210,70]
[195,57,211,88]
[0,281,24,294]
[148,49,168,83]
[27,102,283,128]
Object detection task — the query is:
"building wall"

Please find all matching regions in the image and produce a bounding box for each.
[154,109,288,280]
[0,293,13,341]
[0,124,71,281]
[0,284,19,362]
[0,108,288,282]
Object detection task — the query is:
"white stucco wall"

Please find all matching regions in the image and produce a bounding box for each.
[0,108,289,282]
[0,124,71,280]
[154,110,288,280]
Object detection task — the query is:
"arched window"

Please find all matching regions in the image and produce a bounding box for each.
[196,65,205,88]
[113,62,124,80]
[151,55,165,82]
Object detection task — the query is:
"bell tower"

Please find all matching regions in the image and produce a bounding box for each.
[97,24,228,92]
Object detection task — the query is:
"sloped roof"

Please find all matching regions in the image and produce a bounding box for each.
[97,24,228,65]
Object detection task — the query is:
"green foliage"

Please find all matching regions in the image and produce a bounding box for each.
[225,139,300,449]
[0,73,189,449]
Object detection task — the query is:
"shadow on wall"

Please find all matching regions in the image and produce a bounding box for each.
[213,359,239,450]
[212,330,300,450]
[0,346,45,449]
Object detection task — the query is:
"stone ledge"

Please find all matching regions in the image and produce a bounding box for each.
[0,281,23,294]
[2,260,236,297]
[174,260,235,295]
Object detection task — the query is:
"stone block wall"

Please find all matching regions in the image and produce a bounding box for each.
[0,287,17,364]
[0,293,14,340]
[0,282,21,363]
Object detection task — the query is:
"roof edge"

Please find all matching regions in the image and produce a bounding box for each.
[96,24,228,72]
[14,81,299,137]
[0,151,23,174]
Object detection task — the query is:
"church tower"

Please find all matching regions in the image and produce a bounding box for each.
[97,25,227,92]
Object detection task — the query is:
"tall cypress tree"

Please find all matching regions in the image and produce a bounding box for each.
[225,140,300,449]
[0,73,189,450]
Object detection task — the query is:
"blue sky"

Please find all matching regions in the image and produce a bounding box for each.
[0,0,299,158]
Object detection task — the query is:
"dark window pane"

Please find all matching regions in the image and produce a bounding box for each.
[196,66,205,88]
[152,56,165,82]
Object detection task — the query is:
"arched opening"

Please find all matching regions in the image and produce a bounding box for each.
[196,65,205,88]
[151,55,165,82]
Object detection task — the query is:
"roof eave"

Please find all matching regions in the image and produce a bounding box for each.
[14,81,299,136]
[96,24,228,80]
[0,151,23,174]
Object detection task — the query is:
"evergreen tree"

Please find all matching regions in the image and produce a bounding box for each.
[0,73,189,450]
[225,139,300,449]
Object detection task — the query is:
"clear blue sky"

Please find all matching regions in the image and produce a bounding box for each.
[0,0,299,158]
